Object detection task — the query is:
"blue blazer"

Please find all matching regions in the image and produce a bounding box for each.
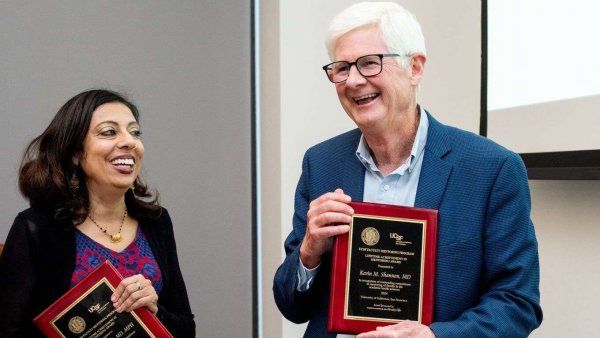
[273,114,542,337]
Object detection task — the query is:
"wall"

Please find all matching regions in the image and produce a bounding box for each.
[0,2,253,337]
[259,0,283,337]
[529,181,600,338]
[260,1,600,337]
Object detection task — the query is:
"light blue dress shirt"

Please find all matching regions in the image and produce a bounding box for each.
[296,110,429,337]
[356,111,428,208]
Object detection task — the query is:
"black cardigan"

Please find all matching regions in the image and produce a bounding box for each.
[0,207,195,337]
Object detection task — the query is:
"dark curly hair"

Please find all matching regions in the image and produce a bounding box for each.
[19,89,160,224]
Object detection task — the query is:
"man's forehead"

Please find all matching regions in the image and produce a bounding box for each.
[333,26,387,61]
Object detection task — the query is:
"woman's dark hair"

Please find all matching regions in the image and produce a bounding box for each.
[19,89,160,224]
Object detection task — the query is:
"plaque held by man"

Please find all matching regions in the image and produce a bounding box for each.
[327,201,438,334]
[34,261,172,338]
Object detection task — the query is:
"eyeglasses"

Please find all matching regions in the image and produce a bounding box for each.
[322,53,401,83]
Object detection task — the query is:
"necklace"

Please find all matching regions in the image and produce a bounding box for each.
[88,208,127,243]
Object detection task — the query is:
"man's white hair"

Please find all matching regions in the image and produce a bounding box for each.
[325,2,426,69]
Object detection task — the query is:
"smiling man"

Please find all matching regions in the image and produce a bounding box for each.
[273,2,542,338]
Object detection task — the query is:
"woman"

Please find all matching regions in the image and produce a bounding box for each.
[0,89,195,337]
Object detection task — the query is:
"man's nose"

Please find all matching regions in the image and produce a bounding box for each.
[345,64,367,86]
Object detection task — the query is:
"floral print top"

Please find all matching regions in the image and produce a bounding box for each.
[71,226,163,294]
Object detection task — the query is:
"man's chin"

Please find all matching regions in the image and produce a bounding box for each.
[349,111,384,128]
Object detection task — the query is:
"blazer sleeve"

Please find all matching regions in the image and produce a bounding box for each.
[430,153,543,338]
[0,213,39,337]
[153,210,196,337]
[273,152,329,324]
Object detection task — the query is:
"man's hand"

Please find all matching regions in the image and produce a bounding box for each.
[357,321,435,338]
[299,188,353,268]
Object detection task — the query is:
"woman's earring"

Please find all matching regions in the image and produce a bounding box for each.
[70,172,80,191]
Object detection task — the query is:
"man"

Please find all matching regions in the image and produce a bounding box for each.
[273,2,542,337]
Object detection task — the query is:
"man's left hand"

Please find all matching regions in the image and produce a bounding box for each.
[356,321,435,338]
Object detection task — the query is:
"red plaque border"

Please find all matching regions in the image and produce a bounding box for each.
[34,261,172,338]
[327,201,438,334]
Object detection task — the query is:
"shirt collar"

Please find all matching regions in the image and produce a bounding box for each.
[355,106,429,175]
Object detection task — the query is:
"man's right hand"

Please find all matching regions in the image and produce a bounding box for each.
[299,188,354,268]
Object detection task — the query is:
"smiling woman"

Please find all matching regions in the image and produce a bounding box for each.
[0,89,195,337]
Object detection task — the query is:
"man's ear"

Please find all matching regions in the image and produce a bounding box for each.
[409,53,426,86]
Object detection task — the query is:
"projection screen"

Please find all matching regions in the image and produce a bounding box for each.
[484,0,600,179]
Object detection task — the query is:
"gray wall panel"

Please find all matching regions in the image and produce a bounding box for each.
[0,2,253,336]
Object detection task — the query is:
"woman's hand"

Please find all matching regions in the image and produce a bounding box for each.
[111,274,158,314]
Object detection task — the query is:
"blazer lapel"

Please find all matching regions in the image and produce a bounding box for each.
[342,130,365,202]
[415,113,453,210]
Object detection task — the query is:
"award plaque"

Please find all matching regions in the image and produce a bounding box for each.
[327,202,438,334]
[34,261,172,338]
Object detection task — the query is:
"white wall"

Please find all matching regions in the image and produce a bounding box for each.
[261,1,600,338]
[529,181,600,338]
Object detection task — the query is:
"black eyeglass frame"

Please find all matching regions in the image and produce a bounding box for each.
[322,53,403,83]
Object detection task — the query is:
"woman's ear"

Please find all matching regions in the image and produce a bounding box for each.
[72,154,79,166]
